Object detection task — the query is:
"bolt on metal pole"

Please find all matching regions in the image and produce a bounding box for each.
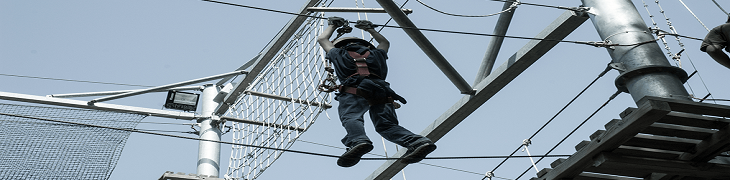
[582,0,691,103]
[197,84,222,177]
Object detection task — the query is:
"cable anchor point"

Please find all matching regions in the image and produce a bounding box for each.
[507,0,521,12]
[522,139,540,173]
[568,6,591,13]
[576,41,615,48]
[485,171,494,180]
[522,139,532,146]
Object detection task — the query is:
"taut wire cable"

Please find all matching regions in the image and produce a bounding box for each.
[0,73,154,87]
[416,0,520,17]
[513,90,622,180]
[487,0,589,12]
[203,0,703,48]
[678,0,710,32]
[482,65,612,180]
[0,112,571,161]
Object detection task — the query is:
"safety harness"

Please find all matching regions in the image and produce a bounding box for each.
[318,47,399,107]
[341,50,397,106]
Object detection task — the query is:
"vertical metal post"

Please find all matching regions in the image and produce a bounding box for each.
[582,0,691,103]
[474,1,517,85]
[197,84,222,177]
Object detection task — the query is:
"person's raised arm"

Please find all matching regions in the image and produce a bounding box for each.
[318,25,337,53]
[318,17,347,53]
[355,20,388,52]
[368,29,389,52]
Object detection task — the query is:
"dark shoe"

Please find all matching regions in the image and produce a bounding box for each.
[337,142,374,167]
[401,142,436,164]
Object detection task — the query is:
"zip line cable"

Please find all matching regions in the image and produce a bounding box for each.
[0,112,571,161]
[513,90,622,180]
[481,65,612,180]
[416,0,520,17]
[0,73,154,88]
[202,0,703,48]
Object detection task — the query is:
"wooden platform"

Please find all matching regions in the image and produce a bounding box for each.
[531,96,730,180]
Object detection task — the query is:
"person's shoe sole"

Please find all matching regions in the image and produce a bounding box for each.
[401,143,436,164]
[337,143,374,167]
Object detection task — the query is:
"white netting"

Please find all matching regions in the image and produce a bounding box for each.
[224,2,333,179]
[0,102,146,179]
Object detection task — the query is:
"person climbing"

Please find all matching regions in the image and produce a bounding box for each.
[701,16,730,69]
[317,16,436,167]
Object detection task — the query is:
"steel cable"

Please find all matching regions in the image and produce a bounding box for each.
[0,112,571,161]
[481,65,612,180]
[0,73,153,87]
[416,0,519,17]
[513,90,622,180]
[203,0,702,48]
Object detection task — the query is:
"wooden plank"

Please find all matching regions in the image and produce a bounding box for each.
[575,172,642,180]
[592,153,730,179]
[658,111,729,129]
[582,166,648,179]
[535,99,672,180]
[623,134,700,153]
[642,123,716,140]
[644,173,675,180]
[612,145,682,159]
[637,97,730,162]
[678,123,730,162]
[641,96,730,118]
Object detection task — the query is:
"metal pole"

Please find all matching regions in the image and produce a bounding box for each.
[197,84,222,177]
[214,0,322,115]
[48,86,202,98]
[582,0,690,103]
[474,1,517,85]
[375,0,475,94]
[0,91,197,120]
[366,10,589,180]
[89,70,247,104]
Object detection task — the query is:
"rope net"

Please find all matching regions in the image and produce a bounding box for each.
[0,102,146,179]
[224,1,333,179]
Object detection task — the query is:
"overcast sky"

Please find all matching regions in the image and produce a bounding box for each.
[2,0,730,180]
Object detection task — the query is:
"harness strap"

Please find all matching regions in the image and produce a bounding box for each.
[340,86,359,95]
[348,51,371,77]
[340,86,396,106]
[341,50,397,107]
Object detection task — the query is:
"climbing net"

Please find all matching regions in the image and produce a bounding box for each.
[0,102,146,179]
[224,1,333,179]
